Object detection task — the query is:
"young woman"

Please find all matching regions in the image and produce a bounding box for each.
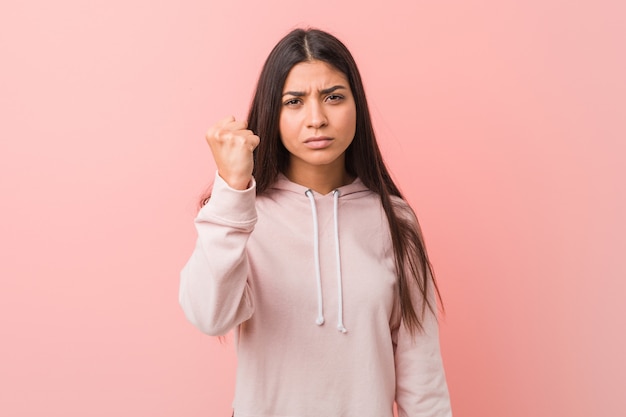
[179,28,452,417]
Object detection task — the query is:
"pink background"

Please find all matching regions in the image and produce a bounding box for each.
[1,0,625,416]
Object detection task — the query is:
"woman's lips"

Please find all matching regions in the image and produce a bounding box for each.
[304,136,333,149]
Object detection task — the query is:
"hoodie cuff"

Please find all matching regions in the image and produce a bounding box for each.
[197,172,257,226]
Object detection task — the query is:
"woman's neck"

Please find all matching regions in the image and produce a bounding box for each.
[284,160,353,195]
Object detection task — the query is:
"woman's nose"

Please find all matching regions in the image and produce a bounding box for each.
[306,102,328,129]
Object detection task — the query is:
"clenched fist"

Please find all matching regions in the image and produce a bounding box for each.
[205,116,260,190]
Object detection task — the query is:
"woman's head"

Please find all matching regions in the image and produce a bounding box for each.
[249,28,390,195]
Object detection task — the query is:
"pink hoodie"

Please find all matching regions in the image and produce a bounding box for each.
[179,173,452,417]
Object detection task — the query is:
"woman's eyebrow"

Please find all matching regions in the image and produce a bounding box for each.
[320,85,346,94]
[282,85,347,97]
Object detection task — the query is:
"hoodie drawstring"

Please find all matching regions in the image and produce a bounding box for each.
[305,189,347,334]
[305,189,325,326]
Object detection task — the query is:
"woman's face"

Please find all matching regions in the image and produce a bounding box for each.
[279,60,357,177]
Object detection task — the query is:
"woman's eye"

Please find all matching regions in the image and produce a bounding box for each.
[326,94,344,102]
[284,98,301,106]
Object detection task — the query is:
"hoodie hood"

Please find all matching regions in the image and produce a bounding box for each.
[268,173,371,199]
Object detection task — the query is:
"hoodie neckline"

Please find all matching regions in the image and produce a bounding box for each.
[270,173,369,199]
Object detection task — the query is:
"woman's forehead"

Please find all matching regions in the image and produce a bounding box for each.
[282,60,349,92]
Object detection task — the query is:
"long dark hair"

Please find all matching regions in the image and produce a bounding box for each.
[205,28,442,333]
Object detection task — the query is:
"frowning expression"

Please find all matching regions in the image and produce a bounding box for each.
[279,60,357,176]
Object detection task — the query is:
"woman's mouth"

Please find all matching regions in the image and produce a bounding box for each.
[304,136,333,149]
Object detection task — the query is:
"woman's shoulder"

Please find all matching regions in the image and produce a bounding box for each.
[389,195,415,217]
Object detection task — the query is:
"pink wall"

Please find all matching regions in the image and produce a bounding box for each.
[1,0,624,416]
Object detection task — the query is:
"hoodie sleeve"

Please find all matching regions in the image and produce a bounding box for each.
[391,198,452,416]
[179,173,257,336]
[393,287,452,417]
